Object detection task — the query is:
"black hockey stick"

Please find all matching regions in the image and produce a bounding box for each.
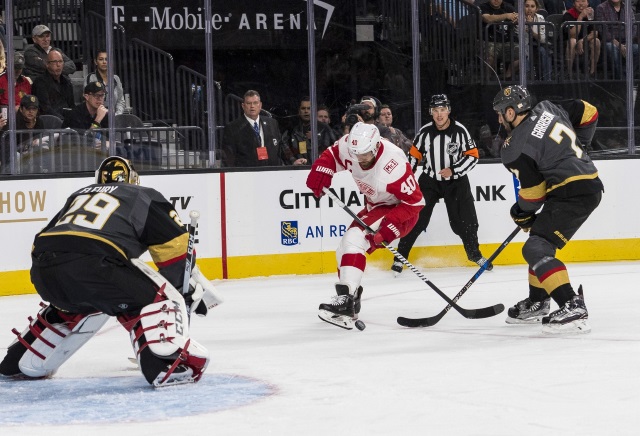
[397,227,520,327]
[323,187,503,320]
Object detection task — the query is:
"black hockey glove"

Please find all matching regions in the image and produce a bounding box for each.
[510,202,536,232]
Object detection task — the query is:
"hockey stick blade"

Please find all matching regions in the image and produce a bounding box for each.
[397,303,505,327]
[397,227,520,327]
[322,187,502,320]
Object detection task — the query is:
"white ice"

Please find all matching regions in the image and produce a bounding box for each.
[1,261,639,435]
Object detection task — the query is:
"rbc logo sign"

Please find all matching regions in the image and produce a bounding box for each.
[281,221,299,245]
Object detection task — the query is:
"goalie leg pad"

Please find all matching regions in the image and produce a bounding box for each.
[0,303,108,378]
[120,283,210,386]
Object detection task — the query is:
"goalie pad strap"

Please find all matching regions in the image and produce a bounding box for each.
[12,328,47,360]
[158,338,191,385]
[35,312,67,338]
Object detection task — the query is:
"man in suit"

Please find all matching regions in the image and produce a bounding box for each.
[222,90,299,167]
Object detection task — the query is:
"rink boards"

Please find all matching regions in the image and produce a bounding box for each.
[0,160,638,295]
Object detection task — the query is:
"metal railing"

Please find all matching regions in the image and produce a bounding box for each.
[1,126,206,175]
[127,38,175,125]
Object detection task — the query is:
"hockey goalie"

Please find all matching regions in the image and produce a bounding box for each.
[0,157,223,387]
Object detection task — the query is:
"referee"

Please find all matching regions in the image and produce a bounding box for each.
[392,94,491,274]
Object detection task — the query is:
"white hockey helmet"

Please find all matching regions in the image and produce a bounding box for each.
[348,122,380,155]
[95,156,140,185]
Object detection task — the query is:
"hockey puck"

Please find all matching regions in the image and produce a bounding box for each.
[354,320,366,331]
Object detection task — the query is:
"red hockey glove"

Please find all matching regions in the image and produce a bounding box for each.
[365,224,397,254]
[510,202,536,232]
[306,164,335,198]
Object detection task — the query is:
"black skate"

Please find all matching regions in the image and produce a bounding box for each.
[353,286,364,317]
[505,297,550,324]
[542,286,590,334]
[318,284,356,330]
[391,260,403,276]
[472,256,493,271]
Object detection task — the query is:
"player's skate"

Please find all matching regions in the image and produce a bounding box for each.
[353,286,364,319]
[318,284,356,330]
[542,286,590,334]
[472,256,493,271]
[391,260,403,276]
[505,297,550,324]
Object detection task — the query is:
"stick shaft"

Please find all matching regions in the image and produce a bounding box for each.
[182,210,200,295]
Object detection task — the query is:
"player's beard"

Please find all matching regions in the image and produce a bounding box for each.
[360,111,374,122]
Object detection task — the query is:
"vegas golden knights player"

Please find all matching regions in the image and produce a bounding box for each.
[0,157,222,385]
[493,86,603,334]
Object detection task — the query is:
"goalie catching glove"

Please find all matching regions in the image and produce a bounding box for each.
[510,202,537,232]
[184,265,224,316]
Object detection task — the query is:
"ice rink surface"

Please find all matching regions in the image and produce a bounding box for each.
[1,261,639,435]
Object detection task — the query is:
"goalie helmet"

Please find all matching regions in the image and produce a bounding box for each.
[429,94,451,115]
[493,85,532,115]
[95,156,140,185]
[348,122,381,155]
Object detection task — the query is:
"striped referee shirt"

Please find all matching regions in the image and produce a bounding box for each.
[409,118,479,181]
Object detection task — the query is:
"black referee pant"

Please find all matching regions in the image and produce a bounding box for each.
[396,173,482,262]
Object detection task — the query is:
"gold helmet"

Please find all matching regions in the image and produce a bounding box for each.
[95,156,140,185]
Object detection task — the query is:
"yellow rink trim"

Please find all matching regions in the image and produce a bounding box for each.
[1,239,638,296]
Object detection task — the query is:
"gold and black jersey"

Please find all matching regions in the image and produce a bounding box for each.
[501,100,604,213]
[32,183,189,287]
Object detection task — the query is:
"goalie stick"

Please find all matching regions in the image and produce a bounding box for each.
[323,187,503,320]
[182,210,200,297]
[397,227,520,327]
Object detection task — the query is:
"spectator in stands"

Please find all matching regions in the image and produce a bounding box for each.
[377,104,412,154]
[596,0,639,79]
[0,39,5,73]
[1,95,46,171]
[31,49,75,119]
[564,0,601,77]
[524,0,553,80]
[480,0,520,80]
[23,25,76,79]
[85,50,126,115]
[282,97,337,164]
[0,52,32,111]
[62,81,109,132]
[221,90,288,167]
[317,104,332,125]
[340,96,395,145]
[318,104,342,138]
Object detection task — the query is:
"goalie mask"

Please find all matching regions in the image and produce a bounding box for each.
[348,122,381,156]
[95,156,140,185]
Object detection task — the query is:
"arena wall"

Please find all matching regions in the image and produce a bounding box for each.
[1,160,637,296]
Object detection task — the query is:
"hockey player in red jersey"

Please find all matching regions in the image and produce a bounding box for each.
[0,157,222,386]
[306,122,425,329]
[493,86,603,334]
